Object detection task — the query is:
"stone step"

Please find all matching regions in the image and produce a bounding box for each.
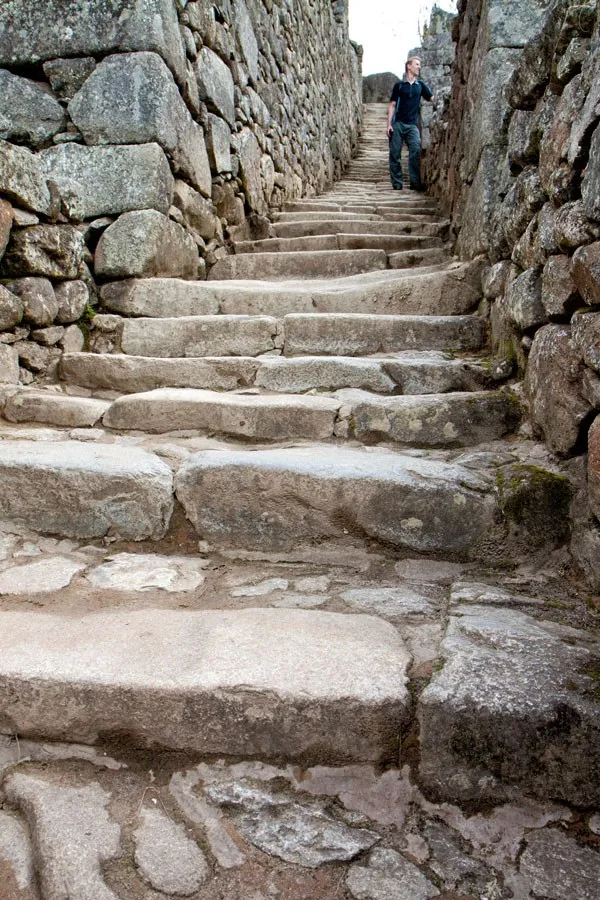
[271,218,445,239]
[388,247,447,269]
[0,607,410,764]
[103,389,342,440]
[283,200,437,214]
[119,315,281,358]
[207,249,388,281]
[233,233,442,255]
[0,439,173,539]
[98,265,482,319]
[273,210,439,224]
[282,314,488,356]
[174,445,497,555]
[61,351,494,396]
[2,390,110,427]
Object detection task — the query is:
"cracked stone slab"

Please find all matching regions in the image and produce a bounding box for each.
[519,828,600,900]
[346,847,439,899]
[0,440,173,540]
[3,391,110,428]
[419,605,600,806]
[340,587,438,618]
[0,608,410,764]
[0,557,86,594]
[3,773,121,900]
[0,810,35,893]
[85,553,207,593]
[133,805,209,895]
[120,315,280,357]
[450,581,545,607]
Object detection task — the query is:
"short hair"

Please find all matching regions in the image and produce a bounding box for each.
[405,56,421,73]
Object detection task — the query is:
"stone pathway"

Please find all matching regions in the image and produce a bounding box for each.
[0,104,599,898]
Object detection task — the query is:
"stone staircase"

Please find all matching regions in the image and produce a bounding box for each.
[0,105,599,898]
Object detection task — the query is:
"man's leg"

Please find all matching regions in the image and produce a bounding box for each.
[389,122,404,189]
[405,125,423,189]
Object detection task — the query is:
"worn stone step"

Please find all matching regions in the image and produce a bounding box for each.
[103,389,341,439]
[338,389,520,447]
[0,440,173,539]
[98,265,482,319]
[274,210,438,224]
[119,315,281,357]
[283,314,488,356]
[0,607,410,764]
[207,249,388,281]
[2,390,110,427]
[272,218,445,239]
[174,445,496,554]
[388,247,447,269]
[233,233,441,255]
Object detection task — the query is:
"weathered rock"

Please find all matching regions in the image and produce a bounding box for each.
[572,241,600,305]
[419,605,600,806]
[0,69,65,146]
[206,113,232,173]
[582,122,600,221]
[69,52,210,194]
[571,310,600,372]
[43,56,96,100]
[60,324,85,353]
[347,847,438,900]
[236,127,264,212]
[525,324,590,454]
[17,341,61,375]
[94,210,199,279]
[0,225,84,279]
[505,0,571,108]
[499,167,546,247]
[256,357,395,394]
[134,806,209,895]
[340,587,437,618]
[6,277,58,326]
[3,391,110,427]
[0,607,410,764]
[0,284,23,330]
[39,143,174,220]
[0,343,19,383]
[554,200,600,250]
[0,196,11,260]
[3,773,121,900]
[0,0,186,84]
[172,180,217,241]
[541,254,580,316]
[0,557,85,595]
[0,810,35,896]
[588,416,600,521]
[466,47,521,180]
[506,267,547,331]
[31,325,64,347]
[235,0,259,83]
[195,47,235,125]
[519,827,600,900]
[482,260,516,299]
[86,553,207,593]
[539,74,586,200]
[0,139,52,215]
[0,440,173,540]
[120,314,279,357]
[100,278,219,318]
[55,280,89,323]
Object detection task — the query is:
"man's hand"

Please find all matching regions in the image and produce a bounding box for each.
[387,122,393,137]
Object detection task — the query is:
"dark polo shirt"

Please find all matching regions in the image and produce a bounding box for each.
[390,78,433,126]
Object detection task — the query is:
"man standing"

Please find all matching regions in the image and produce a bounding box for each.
[387,57,433,191]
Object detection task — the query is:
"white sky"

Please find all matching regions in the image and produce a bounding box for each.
[349,0,457,76]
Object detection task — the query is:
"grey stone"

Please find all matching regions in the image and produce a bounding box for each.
[231,578,289,597]
[195,47,235,125]
[39,143,174,220]
[55,280,89,324]
[120,314,279,358]
[134,806,209,895]
[506,267,547,331]
[237,127,264,212]
[60,324,85,353]
[505,1,571,107]
[499,167,546,247]
[541,255,579,316]
[456,146,505,258]
[582,122,600,221]
[347,847,438,900]
[0,810,35,893]
[519,829,600,900]
[100,278,219,318]
[0,557,85,594]
[572,241,600,305]
[3,773,121,900]
[6,277,58,326]
[0,344,19,383]
[340,587,437,618]
[3,391,110,427]
[0,440,173,540]
[0,139,53,215]
[588,416,600,521]
[525,324,590,454]
[32,325,65,346]
[0,0,186,84]
[0,284,23,330]
[69,52,210,194]
[94,210,199,279]
[86,553,207,593]
[0,196,11,260]
[256,357,395,394]
[0,69,65,146]
[423,821,492,894]
[17,342,61,375]
[206,113,232,173]
[466,48,520,179]
[419,605,600,806]
[234,0,259,83]
[554,200,600,250]
[204,779,379,867]
[173,180,217,241]
[43,57,96,100]
[450,581,543,607]
[0,225,84,279]
[0,607,410,764]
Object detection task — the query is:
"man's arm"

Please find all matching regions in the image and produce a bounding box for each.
[420,81,433,102]
[387,100,396,136]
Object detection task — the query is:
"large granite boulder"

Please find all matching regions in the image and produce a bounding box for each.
[6,277,58,326]
[0,69,65,146]
[69,52,211,196]
[39,143,174,220]
[582,122,600,221]
[362,72,400,103]
[195,47,235,126]
[506,266,547,330]
[0,139,52,215]
[94,210,199,280]
[0,226,84,280]
[0,284,23,330]
[572,241,600,305]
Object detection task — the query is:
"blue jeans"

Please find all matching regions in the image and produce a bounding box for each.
[389,122,422,189]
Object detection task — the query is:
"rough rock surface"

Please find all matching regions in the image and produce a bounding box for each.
[94,210,199,279]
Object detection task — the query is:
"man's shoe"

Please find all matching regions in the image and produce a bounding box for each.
[410,183,426,192]
[392,184,403,190]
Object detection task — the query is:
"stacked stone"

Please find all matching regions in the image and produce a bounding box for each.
[0,0,361,385]
[409,6,456,151]
[425,0,600,587]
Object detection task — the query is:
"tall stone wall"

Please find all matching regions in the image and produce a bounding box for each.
[0,0,362,385]
[425,0,600,586]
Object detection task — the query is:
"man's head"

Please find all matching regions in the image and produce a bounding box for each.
[405,56,422,78]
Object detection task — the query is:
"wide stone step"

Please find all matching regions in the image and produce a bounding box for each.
[103,389,342,440]
[207,249,388,281]
[60,352,494,396]
[339,389,520,447]
[283,314,488,356]
[174,445,496,554]
[274,210,439,224]
[3,390,110,427]
[119,315,281,357]
[272,218,445,239]
[98,265,481,318]
[0,440,173,539]
[388,247,447,269]
[233,234,441,255]
[0,607,410,764]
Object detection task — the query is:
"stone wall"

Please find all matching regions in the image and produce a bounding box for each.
[424,0,600,586]
[0,0,362,385]
[410,6,456,151]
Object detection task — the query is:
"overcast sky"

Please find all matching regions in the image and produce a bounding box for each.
[349,0,457,76]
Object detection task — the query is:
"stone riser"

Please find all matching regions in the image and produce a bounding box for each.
[233,233,443,255]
